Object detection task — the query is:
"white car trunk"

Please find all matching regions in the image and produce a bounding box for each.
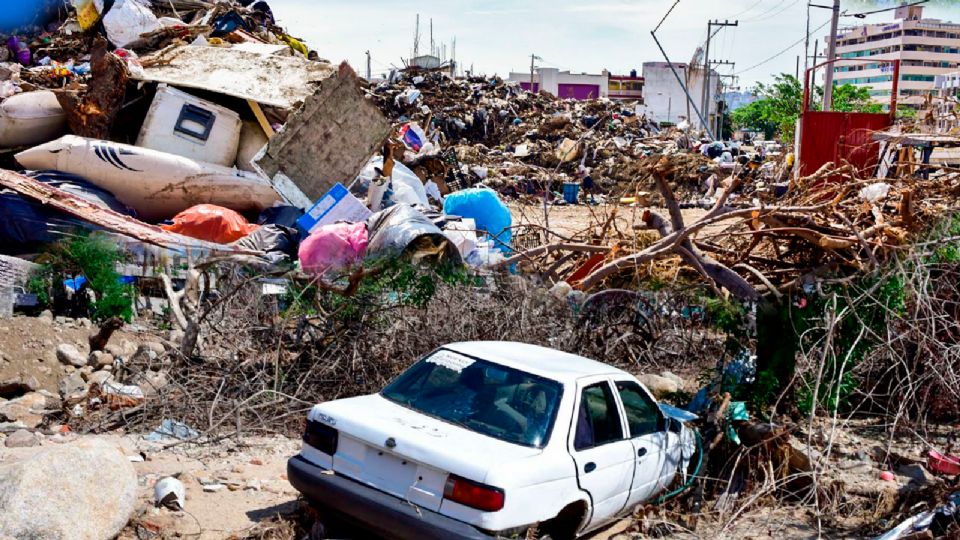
[306,394,542,512]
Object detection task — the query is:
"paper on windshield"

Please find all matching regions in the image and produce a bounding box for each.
[426,350,475,373]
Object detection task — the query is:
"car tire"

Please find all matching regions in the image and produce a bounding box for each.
[308,519,328,540]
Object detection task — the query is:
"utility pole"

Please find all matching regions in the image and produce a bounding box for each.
[366,50,371,81]
[804,1,811,80]
[652,0,715,139]
[700,20,738,134]
[709,61,735,136]
[529,53,541,93]
[796,55,800,80]
[823,0,841,111]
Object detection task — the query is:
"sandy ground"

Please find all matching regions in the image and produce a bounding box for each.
[509,202,721,242]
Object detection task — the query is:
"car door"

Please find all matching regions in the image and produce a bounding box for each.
[569,378,635,528]
[613,379,670,508]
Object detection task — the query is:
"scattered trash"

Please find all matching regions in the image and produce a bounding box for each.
[145,419,200,442]
[154,477,186,510]
[442,188,512,252]
[161,205,259,244]
[298,222,368,275]
[136,85,242,167]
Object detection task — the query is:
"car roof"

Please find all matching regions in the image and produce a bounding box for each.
[442,341,629,384]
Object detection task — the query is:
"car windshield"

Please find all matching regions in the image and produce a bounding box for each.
[382,350,563,448]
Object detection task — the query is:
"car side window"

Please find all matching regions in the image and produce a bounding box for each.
[615,381,661,437]
[574,382,624,450]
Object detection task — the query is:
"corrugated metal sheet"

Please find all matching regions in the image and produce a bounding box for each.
[798,111,893,177]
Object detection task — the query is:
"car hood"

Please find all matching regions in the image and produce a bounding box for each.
[311,393,543,482]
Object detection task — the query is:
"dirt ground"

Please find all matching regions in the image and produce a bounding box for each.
[509,202,720,242]
[0,314,147,396]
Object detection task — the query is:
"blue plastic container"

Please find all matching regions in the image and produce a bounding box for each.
[562,182,580,204]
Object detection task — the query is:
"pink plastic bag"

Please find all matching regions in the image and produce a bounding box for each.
[298,222,368,275]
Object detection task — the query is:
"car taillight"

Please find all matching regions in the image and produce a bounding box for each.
[443,474,505,512]
[303,420,338,455]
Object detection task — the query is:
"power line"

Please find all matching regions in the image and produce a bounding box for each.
[750,0,801,23]
[734,17,832,75]
[742,0,789,22]
[730,0,765,19]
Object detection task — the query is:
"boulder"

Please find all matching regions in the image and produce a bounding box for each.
[0,438,137,539]
[5,429,39,447]
[0,392,48,428]
[659,371,685,391]
[88,351,115,369]
[141,342,166,356]
[0,374,39,397]
[56,344,86,367]
[638,373,679,398]
[59,371,89,402]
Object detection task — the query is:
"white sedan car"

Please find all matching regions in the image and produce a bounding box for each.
[288,342,698,540]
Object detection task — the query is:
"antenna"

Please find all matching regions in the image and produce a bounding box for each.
[413,14,420,58]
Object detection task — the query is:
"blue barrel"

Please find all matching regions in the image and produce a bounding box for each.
[563,182,580,204]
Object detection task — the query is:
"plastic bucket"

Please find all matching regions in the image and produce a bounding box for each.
[563,182,580,204]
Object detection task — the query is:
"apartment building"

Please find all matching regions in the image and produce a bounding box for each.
[830,4,960,108]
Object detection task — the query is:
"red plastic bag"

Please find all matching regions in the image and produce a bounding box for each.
[160,204,258,243]
[299,222,368,275]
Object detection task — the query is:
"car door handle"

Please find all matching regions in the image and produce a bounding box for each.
[637,447,648,458]
[584,462,597,473]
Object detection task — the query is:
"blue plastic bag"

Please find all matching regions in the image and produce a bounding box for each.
[443,188,512,252]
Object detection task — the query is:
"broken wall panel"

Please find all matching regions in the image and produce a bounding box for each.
[254,63,392,207]
[133,46,335,108]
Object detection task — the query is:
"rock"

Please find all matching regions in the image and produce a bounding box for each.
[56,344,86,368]
[0,438,137,539]
[58,371,89,402]
[659,371,685,391]
[133,371,168,396]
[897,463,935,486]
[167,329,185,345]
[141,342,166,356]
[121,340,138,357]
[38,310,53,322]
[202,483,226,493]
[77,318,93,328]
[89,351,115,368]
[244,479,261,491]
[0,375,39,396]
[5,429,39,447]
[638,373,680,398]
[87,370,113,387]
[104,344,124,358]
[0,392,47,429]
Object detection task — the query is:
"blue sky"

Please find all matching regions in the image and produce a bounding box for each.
[273,0,958,90]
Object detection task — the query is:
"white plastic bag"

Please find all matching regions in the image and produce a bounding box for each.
[102,0,161,48]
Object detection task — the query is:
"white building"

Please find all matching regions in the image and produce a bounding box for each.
[641,62,721,132]
[506,68,610,100]
[830,4,960,108]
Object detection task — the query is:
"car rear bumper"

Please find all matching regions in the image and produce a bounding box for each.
[287,454,498,540]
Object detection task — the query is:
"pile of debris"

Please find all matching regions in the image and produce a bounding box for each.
[365,70,697,201]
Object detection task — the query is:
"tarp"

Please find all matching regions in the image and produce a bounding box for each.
[0,170,136,254]
[366,204,461,265]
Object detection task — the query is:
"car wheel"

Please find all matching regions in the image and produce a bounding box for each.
[308,519,328,540]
